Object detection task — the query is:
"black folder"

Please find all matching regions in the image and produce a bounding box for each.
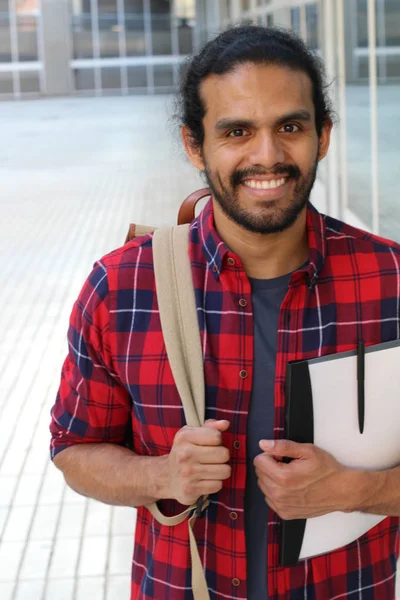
[280,359,314,566]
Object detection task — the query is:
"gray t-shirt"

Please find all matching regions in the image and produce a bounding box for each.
[245,272,291,599]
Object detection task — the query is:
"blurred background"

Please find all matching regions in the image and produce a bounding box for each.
[1,1,399,599]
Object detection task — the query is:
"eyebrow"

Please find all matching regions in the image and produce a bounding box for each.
[215,110,312,131]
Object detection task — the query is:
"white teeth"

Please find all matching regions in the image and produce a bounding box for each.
[244,177,286,190]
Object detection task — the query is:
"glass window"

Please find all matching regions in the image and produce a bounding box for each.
[377,0,400,241]
[177,18,193,54]
[71,3,94,59]
[241,0,250,11]
[345,0,373,230]
[127,65,147,87]
[17,15,39,61]
[98,0,120,58]
[306,4,319,51]
[267,14,273,28]
[150,0,172,55]
[101,66,121,88]
[383,0,400,46]
[356,0,368,48]
[153,64,173,87]
[74,68,96,90]
[0,71,13,94]
[124,0,146,57]
[20,70,40,93]
[291,7,301,36]
[0,2,12,62]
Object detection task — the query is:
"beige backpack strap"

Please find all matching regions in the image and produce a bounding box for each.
[146,224,210,600]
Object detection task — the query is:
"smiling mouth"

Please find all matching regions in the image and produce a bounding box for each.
[242,177,287,191]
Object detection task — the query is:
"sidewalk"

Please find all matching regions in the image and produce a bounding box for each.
[0,95,202,600]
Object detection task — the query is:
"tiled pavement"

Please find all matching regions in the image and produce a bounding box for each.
[0,95,398,599]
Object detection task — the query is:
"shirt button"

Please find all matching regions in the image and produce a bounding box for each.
[239,370,248,379]
[230,511,238,520]
[238,298,247,308]
[233,441,241,450]
[227,257,235,266]
[232,578,241,587]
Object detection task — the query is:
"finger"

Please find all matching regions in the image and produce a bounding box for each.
[177,425,227,446]
[254,454,291,485]
[194,464,232,480]
[196,446,230,465]
[259,439,311,460]
[203,420,230,432]
[254,452,282,475]
[191,480,225,497]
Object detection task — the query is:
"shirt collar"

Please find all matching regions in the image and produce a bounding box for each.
[194,198,327,284]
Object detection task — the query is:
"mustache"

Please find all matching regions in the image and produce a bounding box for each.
[230,165,301,188]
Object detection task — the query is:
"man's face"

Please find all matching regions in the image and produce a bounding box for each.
[183,62,331,234]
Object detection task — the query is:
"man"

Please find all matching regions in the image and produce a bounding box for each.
[50,26,400,599]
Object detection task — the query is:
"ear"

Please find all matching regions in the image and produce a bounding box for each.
[181,125,205,171]
[317,117,333,162]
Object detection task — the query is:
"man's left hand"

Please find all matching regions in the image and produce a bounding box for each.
[254,439,355,520]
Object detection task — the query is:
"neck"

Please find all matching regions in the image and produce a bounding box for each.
[212,200,309,279]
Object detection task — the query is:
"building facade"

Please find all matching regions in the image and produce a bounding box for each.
[0,0,196,97]
[1,0,399,240]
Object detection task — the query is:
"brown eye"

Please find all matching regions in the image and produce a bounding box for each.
[280,124,300,133]
[228,129,247,137]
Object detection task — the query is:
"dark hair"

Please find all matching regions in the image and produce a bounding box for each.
[177,26,333,147]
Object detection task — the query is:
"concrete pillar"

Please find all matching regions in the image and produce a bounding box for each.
[41,0,73,95]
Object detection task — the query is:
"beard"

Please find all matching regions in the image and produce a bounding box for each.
[203,158,319,235]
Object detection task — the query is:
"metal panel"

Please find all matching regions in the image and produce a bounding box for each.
[368,0,380,234]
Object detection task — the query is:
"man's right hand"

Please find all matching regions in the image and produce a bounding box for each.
[166,419,231,506]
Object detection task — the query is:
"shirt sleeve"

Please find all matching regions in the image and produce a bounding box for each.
[49,261,132,459]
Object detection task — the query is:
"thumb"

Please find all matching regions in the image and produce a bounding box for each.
[204,419,230,432]
[259,439,307,459]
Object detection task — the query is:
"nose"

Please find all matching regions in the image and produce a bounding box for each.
[248,131,285,167]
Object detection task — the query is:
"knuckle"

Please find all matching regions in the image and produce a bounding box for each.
[221,448,230,462]
[213,481,224,493]
[212,431,222,445]
[276,468,289,485]
[181,464,194,478]
[223,465,232,479]
[176,446,191,464]
[175,427,188,443]
[281,439,290,453]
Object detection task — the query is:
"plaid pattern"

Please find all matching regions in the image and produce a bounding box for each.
[50,200,400,599]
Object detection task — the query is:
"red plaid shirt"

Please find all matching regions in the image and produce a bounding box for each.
[50,200,400,599]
